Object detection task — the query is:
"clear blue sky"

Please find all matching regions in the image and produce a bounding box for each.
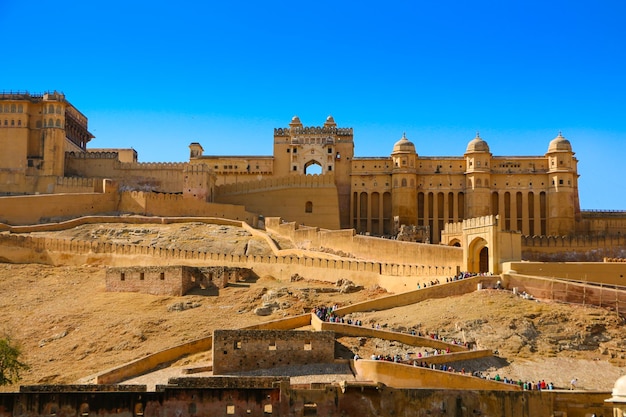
[2,1,625,210]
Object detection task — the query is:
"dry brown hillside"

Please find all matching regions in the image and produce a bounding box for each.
[0,223,625,392]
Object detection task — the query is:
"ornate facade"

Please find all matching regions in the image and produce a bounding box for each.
[191,115,582,242]
[1,92,622,242]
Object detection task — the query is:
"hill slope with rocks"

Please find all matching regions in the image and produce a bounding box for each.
[0,223,625,391]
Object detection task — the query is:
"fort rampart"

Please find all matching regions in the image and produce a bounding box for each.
[0,381,613,417]
[0,188,258,226]
[522,234,626,261]
[333,276,499,315]
[216,176,341,230]
[216,173,336,196]
[65,151,188,193]
[503,261,626,287]
[212,330,335,375]
[265,217,464,267]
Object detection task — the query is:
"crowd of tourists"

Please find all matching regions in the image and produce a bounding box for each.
[358,354,558,390]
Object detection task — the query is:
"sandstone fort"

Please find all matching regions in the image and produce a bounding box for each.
[2,91,626,416]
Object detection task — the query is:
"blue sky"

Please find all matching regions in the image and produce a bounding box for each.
[2,1,625,210]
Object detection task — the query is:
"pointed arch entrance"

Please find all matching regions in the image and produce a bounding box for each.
[304,160,322,175]
[467,237,489,274]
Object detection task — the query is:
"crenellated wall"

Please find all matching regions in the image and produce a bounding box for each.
[65,151,188,193]
[54,176,97,193]
[266,217,464,267]
[0,226,464,294]
[522,234,626,261]
[0,190,119,225]
[0,186,258,226]
[216,173,336,196]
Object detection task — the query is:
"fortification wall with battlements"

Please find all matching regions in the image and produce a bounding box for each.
[522,234,626,261]
[265,217,463,267]
[216,175,340,230]
[0,229,460,293]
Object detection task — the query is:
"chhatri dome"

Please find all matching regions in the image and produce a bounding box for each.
[465,132,490,153]
[289,115,303,127]
[392,132,416,154]
[547,131,573,153]
[324,115,337,127]
[607,374,626,404]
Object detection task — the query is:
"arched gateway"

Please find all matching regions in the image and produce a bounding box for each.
[440,215,521,275]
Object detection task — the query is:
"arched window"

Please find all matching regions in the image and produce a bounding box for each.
[56,105,61,114]
[43,119,47,127]
[55,119,61,127]
[17,120,21,126]
[17,104,23,113]
[48,118,53,127]
[48,104,54,114]
[304,160,322,175]
[11,104,16,113]
[305,201,313,213]
[401,178,407,187]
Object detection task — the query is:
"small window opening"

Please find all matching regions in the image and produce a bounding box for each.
[303,403,317,416]
[227,405,235,415]
[121,273,125,281]
[305,201,313,213]
[160,272,165,280]
[304,340,312,350]
[139,272,144,280]
[264,404,273,414]
[235,341,242,349]
[269,341,277,350]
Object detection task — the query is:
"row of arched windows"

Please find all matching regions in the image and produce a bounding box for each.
[34,118,64,128]
[43,104,62,114]
[0,104,24,113]
[1,119,23,127]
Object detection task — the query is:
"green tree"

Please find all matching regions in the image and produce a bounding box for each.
[0,337,29,386]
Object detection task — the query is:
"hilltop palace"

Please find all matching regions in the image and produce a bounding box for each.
[2,91,625,244]
[5,92,626,415]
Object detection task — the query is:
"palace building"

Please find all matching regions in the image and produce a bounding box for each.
[0,92,623,243]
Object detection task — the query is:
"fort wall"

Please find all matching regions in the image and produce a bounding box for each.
[353,359,520,391]
[0,191,119,225]
[216,173,336,195]
[522,234,626,261]
[503,261,626,287]
[0,186,258,226]
[96,314,312,384]
[0,232,449,293]
[0,382,613,417]
[265,217,464,267]
[118,191,257,224]
[500,272,626,314]
[212,330,335,375]
[216,175,341,230]
[334,276,500,316]
[65,151,187,193]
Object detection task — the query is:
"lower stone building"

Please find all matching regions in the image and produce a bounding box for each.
[105,266,253,296]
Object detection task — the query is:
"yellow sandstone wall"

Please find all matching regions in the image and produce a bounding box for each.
[216,174,340,230]
[0,192,119,225]
[353,359,520,391]
[265,217,464,267]
[503,261,626,286]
